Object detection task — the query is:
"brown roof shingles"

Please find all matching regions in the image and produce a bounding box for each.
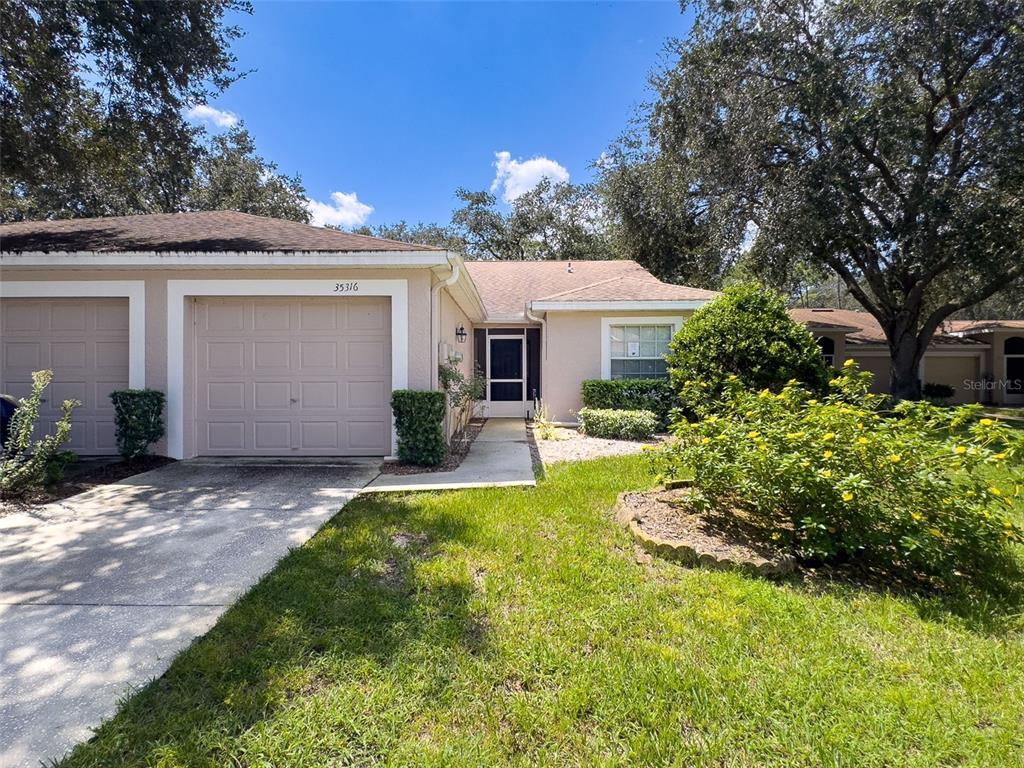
[789,307,984,346]
[0,211,442,253]
[464,260,718,319]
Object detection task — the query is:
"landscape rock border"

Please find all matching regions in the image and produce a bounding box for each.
[614,489,796,578]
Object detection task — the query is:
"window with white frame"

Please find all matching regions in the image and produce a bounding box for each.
[608,323,672,379]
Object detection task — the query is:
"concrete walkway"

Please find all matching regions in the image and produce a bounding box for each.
[0,459,379,767]
[365,419,536,493]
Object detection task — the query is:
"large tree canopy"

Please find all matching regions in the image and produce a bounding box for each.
[190,126,310,223]
[642,0,1024,398]
[1,0,251,220]
[451,180,616,261]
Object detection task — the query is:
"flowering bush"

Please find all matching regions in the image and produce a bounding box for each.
[656,361,1024,590]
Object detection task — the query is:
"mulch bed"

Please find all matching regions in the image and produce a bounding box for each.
[378,419,485,475]
[0,455,176,515]
[615,487,795,577]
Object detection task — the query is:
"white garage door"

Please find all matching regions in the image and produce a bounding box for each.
[194,296,391,456]
[0,298,129,455]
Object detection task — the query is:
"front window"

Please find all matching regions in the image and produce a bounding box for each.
[609,324,671,379]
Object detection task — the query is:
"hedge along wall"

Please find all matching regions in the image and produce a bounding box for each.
[391,390,447,466]
[580,379,676,429]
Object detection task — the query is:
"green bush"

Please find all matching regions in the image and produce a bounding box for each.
[580,379,676,428]
[110,389,166,461]
[922,382,956,404]
[391,390,447,466]
[655,360,1024,592]
[667,282,831,414]
[0,370,79,498]
[578,407,658,440]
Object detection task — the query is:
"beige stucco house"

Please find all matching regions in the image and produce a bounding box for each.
[0,212,715,459]
[790,308,1024,406]
[2,212,1019,460]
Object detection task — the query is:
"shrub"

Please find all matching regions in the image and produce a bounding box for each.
[667,282,831,414]
[578,407,658,440]
[0,370,79,498]
[655,360,1024,592]
[580,379,676,428]
[438,357,486,440]
[922,382,956,404]
[391,390,447,466]
[110,389,166,461]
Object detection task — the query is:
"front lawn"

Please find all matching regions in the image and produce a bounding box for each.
[63,456,1024,767]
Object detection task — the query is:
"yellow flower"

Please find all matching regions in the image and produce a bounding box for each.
[989,487,1003,497]
[747,430,760,438]
[993,453,1007,461]
[770,532,781,541]
[857,437,869,445]
[823,450,834,459]
[822,432,835,440]
[889,454,902,463]
[842,491,854,502]
[928,528,943,537]
[911,512,923,522]
[844,358,857,367]
[980,418,995,426]
[819,469,833,478]
[701,437,712,445]
[954,446,967,455]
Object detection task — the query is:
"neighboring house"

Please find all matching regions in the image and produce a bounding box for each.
[790,308,1024,406]
[0,212,715,459]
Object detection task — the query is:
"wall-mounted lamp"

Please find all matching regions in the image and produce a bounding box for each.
[455,324,467,343]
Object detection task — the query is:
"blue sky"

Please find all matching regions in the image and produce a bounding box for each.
[188,1,692,227]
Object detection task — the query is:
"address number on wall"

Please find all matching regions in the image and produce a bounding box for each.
[334,282,359,293]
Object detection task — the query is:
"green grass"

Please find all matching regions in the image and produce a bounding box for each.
[62,457,1024,767]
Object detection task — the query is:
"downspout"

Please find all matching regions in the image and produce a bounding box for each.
[525,302,546,406]
[431,254,461,390]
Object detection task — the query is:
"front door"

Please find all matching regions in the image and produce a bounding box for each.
[487,335,526,417]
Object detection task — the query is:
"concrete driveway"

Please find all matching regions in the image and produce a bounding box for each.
[0,459,379,767]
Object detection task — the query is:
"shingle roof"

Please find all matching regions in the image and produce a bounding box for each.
[789,308,984,346]
[0,211,442,253]
[463,260,718,320]
[946,319,1024,334]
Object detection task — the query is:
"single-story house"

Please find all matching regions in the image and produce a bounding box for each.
[1,212,1019,459]
[0,211,716,459]
[790,308,1024,406]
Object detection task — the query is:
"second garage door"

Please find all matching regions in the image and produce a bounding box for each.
[194,296,392,456]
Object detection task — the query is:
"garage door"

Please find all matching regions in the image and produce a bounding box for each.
[194,297,391,456]
[0,298,129,455]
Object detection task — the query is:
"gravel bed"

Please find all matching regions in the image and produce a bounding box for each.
[532,426,667,465]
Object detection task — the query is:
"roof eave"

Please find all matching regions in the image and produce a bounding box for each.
[529,299,711,312]
[0,250,450,268]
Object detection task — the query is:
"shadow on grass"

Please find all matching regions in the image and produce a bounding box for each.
[59,493,485,766]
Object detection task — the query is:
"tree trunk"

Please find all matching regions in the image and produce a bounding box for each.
[889,334,923,401]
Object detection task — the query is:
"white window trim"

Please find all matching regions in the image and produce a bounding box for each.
[0,280,146,388]
[600,316,684,380]
[166,279,408,460]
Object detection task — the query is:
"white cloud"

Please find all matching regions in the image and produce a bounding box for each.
[185,104,239,129]
[490,150,570,203]
[305,191,374,228]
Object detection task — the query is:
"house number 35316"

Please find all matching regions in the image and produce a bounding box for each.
[334,282,359,293]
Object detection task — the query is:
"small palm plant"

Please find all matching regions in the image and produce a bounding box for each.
[533,400,563,441]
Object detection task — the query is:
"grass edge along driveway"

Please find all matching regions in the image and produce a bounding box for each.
[61,456,1024,767]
